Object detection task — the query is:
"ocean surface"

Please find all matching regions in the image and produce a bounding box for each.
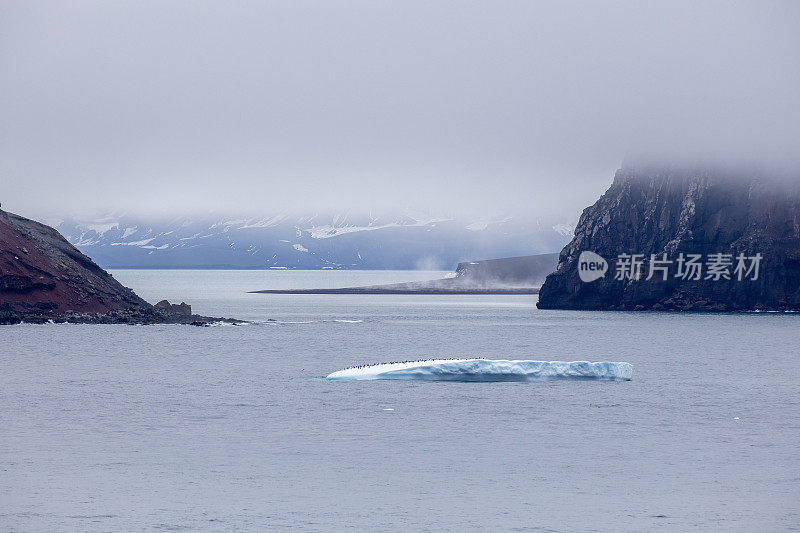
[1,270,798,532]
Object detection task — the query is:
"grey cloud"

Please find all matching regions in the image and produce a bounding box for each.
[1,1,798,218]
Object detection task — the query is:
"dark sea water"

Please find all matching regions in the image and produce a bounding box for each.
[1,270,798,532]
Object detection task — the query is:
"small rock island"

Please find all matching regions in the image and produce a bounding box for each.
[0,208,241,325]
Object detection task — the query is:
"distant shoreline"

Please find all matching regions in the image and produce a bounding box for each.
[105,267,452,271]
[249,288,539,295]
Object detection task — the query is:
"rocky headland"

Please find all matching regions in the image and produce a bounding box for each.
[537,165,800,311]
[0,209,242,325]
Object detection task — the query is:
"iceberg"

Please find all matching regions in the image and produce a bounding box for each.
[326,359,633,382]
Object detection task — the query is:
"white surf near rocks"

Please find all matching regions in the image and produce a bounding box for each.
[326,359,633,382]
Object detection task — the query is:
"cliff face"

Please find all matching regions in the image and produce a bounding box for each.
[537,166,800,311]
[454,254,559,288]
[1,209,151,315]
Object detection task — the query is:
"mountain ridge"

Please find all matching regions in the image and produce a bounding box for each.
[49,211,573,270]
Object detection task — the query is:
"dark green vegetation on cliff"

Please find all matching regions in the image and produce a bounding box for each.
[0,209,241,325]
[538,166,800,311]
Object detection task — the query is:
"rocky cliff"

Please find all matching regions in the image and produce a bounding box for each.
[0,209,240,324]
[454,254,559,287]
[537,165,800,311]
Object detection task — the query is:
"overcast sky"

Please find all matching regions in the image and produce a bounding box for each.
[1,1,798,219]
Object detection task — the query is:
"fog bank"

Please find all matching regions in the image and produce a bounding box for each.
[2,1,798,219]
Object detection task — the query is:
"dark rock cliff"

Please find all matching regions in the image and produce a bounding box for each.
[537,166,800,311]
[1,209,241,324]
[1,209,151,315]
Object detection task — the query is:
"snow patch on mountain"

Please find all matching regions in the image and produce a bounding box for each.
[84,222,119,235]
[552,223,575,237]
[308,217,451,239]
[111,238,155,246]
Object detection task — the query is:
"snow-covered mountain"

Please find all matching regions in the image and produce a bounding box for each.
[49,211,574,270]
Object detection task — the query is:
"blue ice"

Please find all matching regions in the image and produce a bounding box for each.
[326,359,633,382]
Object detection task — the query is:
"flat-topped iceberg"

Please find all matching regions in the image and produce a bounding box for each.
[326,359,633,382]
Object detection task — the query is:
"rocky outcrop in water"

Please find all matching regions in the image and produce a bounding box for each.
[537,165,800,311]
[0,209,242,325]
[155,300,192,316]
